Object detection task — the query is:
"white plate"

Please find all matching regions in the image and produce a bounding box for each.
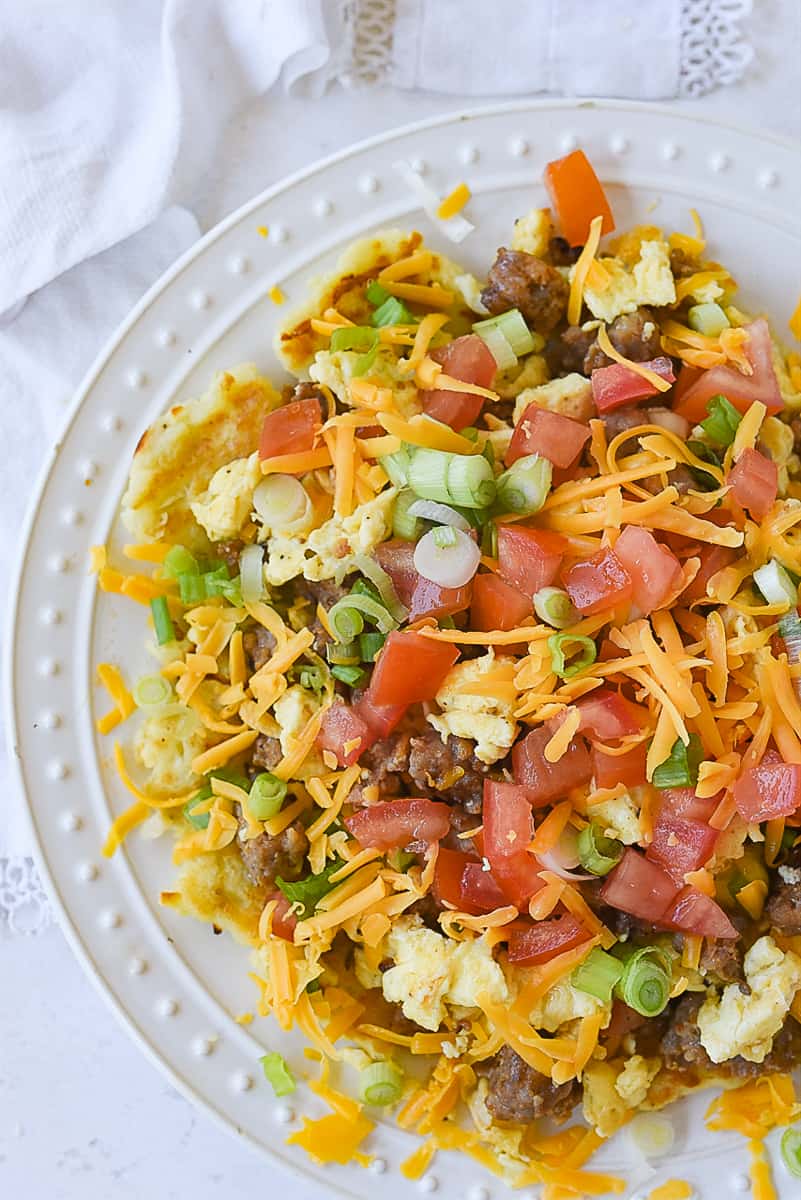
[8,101,801,1200]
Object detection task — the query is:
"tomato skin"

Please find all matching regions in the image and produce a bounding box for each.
[612,526,682,615]
[599,848,679,922]
[460,862,509,912]
[366,630,458,708]
[682,544,738,602]
[432,847,481,913]
[507,405,591,468]
[674,319,783,423]
[497,525,567,596]
[512,726,593,807]
[424,335,497,431]
[355,695,407,740]
[563,547,633,615]
[374,539,471,620]
[728,447,778,521]
[345,798,451,851]
[268,892,299,941]
[576,688,648,741]
[506,913,592,964]
[592,742,648,789]
[661,787,719,824]
[259,396,321,459]
[317,701,376,767]
[544,149,615,247]
[733,763,801,822]
[482,780,545,907]
[660,885,738,939]
[471,573,532,631]
[591,358,676,412]
[646,811,718,883]
[408,576,473,622]
[374,540,418,605]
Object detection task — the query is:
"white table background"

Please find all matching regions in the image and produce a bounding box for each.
[3,7,801,1196]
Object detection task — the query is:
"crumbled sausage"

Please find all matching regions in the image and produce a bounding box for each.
[482,1046,580,1123]
[766,854,801,935]
[213,539,244,574]
[239,820,309,887]
[249,733,283,773]
[660,993,801,1081]
[407,730,492,814]
[550,307,662,377]
[481,249,569,332]
[243,627,277,672]
[549,236,582,267]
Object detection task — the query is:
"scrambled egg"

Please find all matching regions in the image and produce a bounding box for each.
[590,790,642,846]
[510,206,553,258]
[581,1061,634,1137]
[170,845,264,945]
[578,239,676,323]
[121,365,280,550]
[687,278,725,304]
[272,684,324,779]
[526,978,611,1033]
[359,916,508,1031]
[513,372,594,425]
[614,1054,661,1107]
[697,935,801,1064]
[494,354,549,400]
[261,489,395,586]
[189,452,260,542]
[310,346,420,417]
[760,415,796,494]
[428,651,519,765]
[134,708,207,794]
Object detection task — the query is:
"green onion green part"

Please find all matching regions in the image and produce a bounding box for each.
[571,947,624,1003]
[298,664,327,693]
[248,773,287,820]
[328,593,397,639]
[432,524,458,548]
[330,326,378,353]
[533,586,577,629]
[366,280,391,306]
[358,1060,405,1107]
[652,733,705,789]
[614,946,671,1018]
[350,578,382,602]
[133,674,173,708]
[372,296,415,328]
[330,664,366,686]
[407,446,496,509]
[359,631,386,662]
[577,822,624,876]
[392,489,423,540]
[326,640,361,666]
[163,545,199,578]
[495,453,552,516]
[780,1127,801,1179]
[178,571,207,605]
[687,302,730,338]
[150,596,175,645]
[380,448,412,488]
[260,1052,296,1097]
[473,309,536,357]
[548,633,597,680]
[700,394,742,445]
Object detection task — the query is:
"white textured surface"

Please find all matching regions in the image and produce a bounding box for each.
[4,53,801,1200]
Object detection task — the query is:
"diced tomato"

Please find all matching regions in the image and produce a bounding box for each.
[408,576,472,622]
[659,885,738,939]
[366,630,458,708]
[460,862,509,913]
[733,763,801,822]
[374,540,418,604]
[259,396,321,459]
[268,892,298,942]
[345,798,451,851]
[374,540,470,619]
[497,525,567,596]
[471,573,532,631]
[490,853,546,908]
[612,526,683,615]
[662,787,719,824]
[507,405,592,468]
[317,701,376,767]
[599,848,679,922]
[728,447,778,521]
[544,149,615,247]
[483,781,535,858]
[512,726,593,807]
[592,742,648,789]
[646,811,718,883]
[563,547,632,615]
[597,637,626,662]
[575,688,648,741]
[591,358,676,412]
[423,334,497,430]
[432,847,481,913]
[682,544,738,602]
[506,913,592,964]
[354,695,407,740]
[604,1000,647,1054]
[674,319,783,423]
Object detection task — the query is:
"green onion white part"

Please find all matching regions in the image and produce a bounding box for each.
[133,675,173,708]
[534,586,577,629]
[358,1059,405,1106]
[753,559,798,608]
[414,526,481,588]
[687,302,730,338]
[248,773,287,820]
[628,1113,675,1159]
[473,308,537,357]
[351,554,408,623]
[407,446,496,509]
[615,947,671,1018]
[252,475,311,533]
[239,543,265,604]
[392,489,422,540]
[407,498,471,530]
[475,324,517,371]
[495,454,552,515]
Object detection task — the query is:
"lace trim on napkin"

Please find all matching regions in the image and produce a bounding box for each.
[0,856,53,935]
[341,0,754,96]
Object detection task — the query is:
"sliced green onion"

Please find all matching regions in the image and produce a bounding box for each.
[239,544,264,604]
[432,524,458,548]
[652,733,704,788]
[407,498,470,531]
[178,571,207,605]
[380,448,412,488]
[571,947,624,1003]
[163,545,199,578]
[359,631,386,662]
[327,604,365,642]
[260,1052,296,1097]
[387,848,416,871]
[350,578,381,602]
[150,596,175,644]
[252,475,310,532]
[351,553,408,623]
[779,610,801,666]
[331,664,366,686]
[780,1126,801,1179]
[330,326,378,353]
[460,426,479,443]
[414,526,481,588]
[354,342,379,376]
[685,439,723,491]
[577,822,623,876]
[326,640,361,666]
[366,280,391,306]
[534,587,577,629]
[219,576,243,606]
[407,447,496,509]
[687,302,730,338]
[495,454,552,516]
[248,773,287,820]
[614,946,671,1017]
[473,308,535,357]
[548,633,597,680]
[358,1060,405,1107]
[393,489,422,540]
[753,560,798,608]
[700,394,742,445]
[328,593,397,638]
[185,766,250,829]
[628,1113,675,1159]
[372,296,415,327]
[298,665,326,692]
[133,674,173,708]
[482,520,498,557]
[475,324,517,371]
[203,564,231,598]
[276,859,342,918]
